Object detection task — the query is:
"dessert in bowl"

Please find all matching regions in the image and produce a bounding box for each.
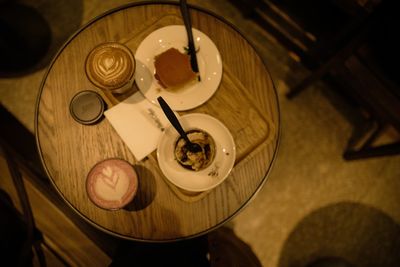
[157,113,236,193]
[174,129,216,171]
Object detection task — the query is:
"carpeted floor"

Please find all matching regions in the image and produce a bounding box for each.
[1,1,400,266]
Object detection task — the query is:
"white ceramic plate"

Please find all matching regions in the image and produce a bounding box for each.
[157,113,236,192]
[134,25,223,111]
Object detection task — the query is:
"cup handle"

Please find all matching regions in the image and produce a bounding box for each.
[98,89,119,107]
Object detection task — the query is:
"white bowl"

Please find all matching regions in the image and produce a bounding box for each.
[157,113,236,192]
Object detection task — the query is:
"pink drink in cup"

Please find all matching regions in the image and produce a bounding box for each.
[86,158,138,210]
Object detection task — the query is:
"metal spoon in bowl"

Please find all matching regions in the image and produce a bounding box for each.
[157,96,202,153]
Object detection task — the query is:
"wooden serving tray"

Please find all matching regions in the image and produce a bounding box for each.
[104,13,275,202]
[167,67,275,202]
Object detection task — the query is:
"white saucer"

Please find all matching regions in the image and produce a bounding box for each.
[134,25,223,111]
[157,113,236,192]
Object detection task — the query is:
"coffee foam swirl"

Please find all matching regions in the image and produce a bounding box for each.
[86,43,134,90]
[86,158,138,210]
[94,165,130,201]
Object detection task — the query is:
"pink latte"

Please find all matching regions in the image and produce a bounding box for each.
[86,158,138,210]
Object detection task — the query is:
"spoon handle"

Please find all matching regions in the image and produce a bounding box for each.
[179,0,200,75]
[157,97,189,142]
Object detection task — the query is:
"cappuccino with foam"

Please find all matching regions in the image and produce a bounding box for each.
[85,42,135,94]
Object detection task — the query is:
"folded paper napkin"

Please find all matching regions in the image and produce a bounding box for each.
[104,92,170,161]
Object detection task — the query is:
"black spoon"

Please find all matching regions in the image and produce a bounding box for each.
[179,0,201,81]
[157,96,202,153]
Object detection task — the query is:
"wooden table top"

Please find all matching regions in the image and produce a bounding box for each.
[35,2,280,242]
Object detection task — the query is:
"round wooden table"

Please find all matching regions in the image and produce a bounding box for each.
[35,1,280,242]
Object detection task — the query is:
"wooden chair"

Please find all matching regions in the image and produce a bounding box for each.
[0,104,120,260]
[285,0,400,159]
[228,0,382,70]
[0,146,50,266]
[228,0,399,159]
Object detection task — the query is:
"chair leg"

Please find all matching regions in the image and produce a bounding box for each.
[286,67,328,98]
[343,142,400,160]
[3,146,47,267]
[343,122,400,160]
[286,48,347,99]
[286,6,376,99]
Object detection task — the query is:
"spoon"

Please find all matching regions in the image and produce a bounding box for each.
[157,97,202,153]
[179,0,201,81]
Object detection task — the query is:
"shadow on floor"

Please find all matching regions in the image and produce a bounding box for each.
[109,227,262,267]
[209,226,263,267]
[278,201,400,267]
[0,0,83,77]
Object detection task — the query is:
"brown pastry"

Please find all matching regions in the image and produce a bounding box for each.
[154,48,197,89]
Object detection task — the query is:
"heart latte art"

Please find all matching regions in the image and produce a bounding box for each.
[85,43,135,92]
[86,159,138,210]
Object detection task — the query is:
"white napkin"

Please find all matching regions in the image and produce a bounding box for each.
[104,92,169,161]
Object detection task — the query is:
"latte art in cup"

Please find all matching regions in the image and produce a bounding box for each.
[85,42,135,94]
[86,158,138,210]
